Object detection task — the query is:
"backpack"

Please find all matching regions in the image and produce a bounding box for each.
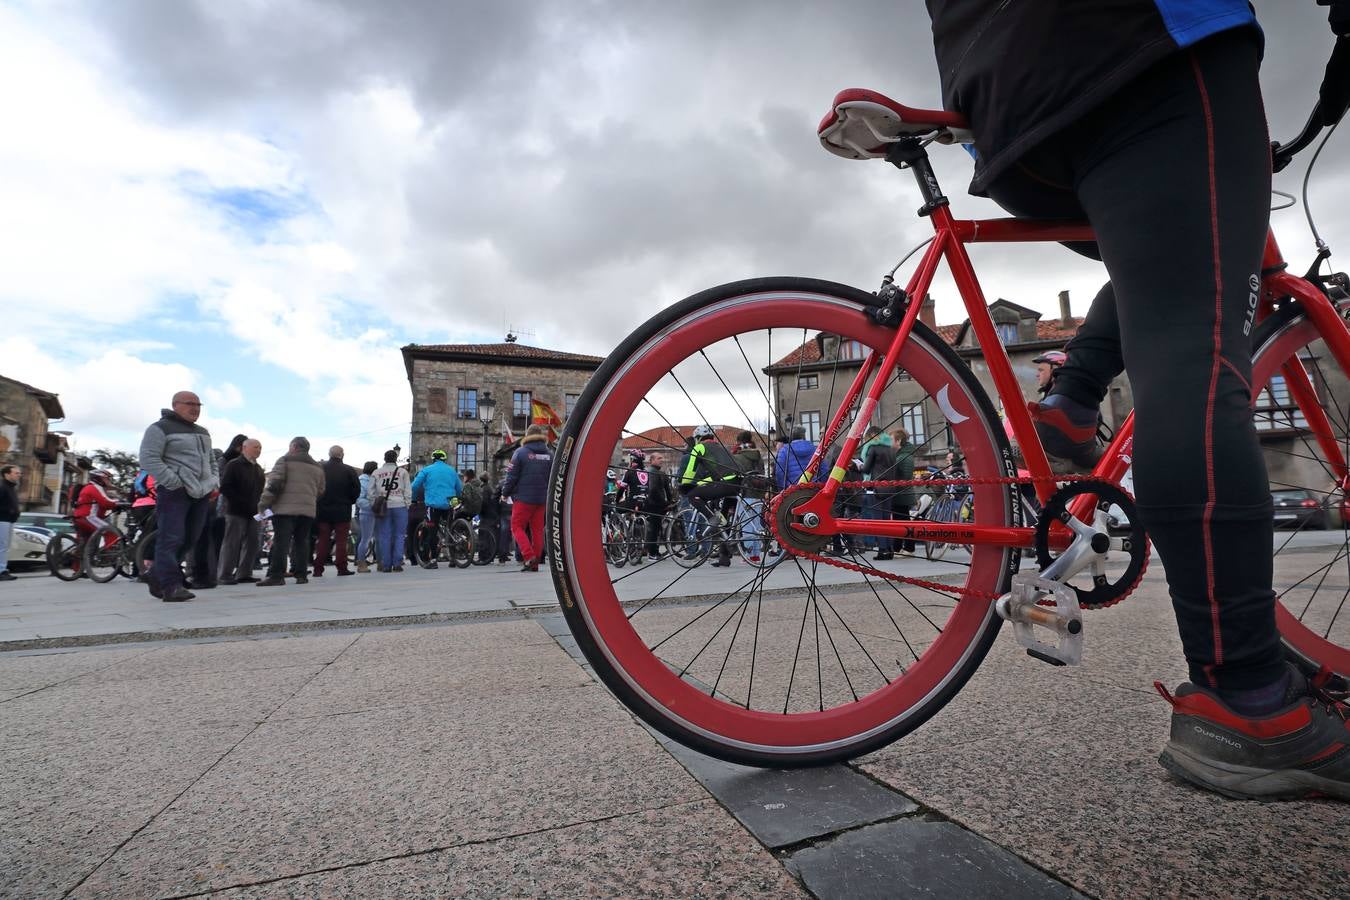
[458,478,483,516]
[67,482,84,510]
[133,470,152,498]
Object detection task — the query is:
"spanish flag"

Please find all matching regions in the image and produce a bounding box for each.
[531,399,564,442]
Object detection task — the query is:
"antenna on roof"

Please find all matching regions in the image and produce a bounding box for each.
[504,325,536,344]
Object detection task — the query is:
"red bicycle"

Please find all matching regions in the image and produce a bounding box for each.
[548,89,1350,766]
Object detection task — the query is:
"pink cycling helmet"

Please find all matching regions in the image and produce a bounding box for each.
[1031,350,1067,367]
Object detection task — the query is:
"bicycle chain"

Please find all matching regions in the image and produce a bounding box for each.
[768,473,1117,604]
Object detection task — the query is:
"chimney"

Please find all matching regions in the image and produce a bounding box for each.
[919,293,937,329]
[1058,290,1072,327]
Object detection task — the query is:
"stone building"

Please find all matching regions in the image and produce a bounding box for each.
[765,293,1118,470]
[401,340,603,479]
[0,374,83,512]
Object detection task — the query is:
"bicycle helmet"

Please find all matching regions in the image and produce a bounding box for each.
[692,424,716,440]
[431,449,447,460]
[629,449,646,465]
[90,469,113,484]
[1031,350,1067,367]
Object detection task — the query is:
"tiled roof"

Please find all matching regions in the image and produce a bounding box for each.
[622,425,748,453]
[404,343,604,365]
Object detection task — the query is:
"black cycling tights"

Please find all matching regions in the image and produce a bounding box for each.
[985,30,1281,691]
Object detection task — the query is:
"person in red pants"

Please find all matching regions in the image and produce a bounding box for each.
[501,425,553,572]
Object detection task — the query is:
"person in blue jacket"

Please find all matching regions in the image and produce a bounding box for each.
[774,426,816,490]
[501,425,553,572]
[411,449,463,569]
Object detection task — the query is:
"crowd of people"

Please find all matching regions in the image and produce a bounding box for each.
[86,392,560,602]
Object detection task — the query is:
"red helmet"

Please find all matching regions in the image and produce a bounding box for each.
[1031,350,1067,367]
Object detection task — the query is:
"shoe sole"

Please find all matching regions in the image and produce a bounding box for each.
[1158,744,1350,801]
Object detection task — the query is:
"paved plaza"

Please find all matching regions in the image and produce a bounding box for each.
[3,557,1347,898]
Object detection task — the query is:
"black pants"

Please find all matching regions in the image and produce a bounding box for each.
[985,30,1279,690]
[688,482,740,558]
[151,488,210,592]
[267,515,314,580]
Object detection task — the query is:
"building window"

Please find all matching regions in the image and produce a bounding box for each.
[457,388,477,419]
[456,442,478,472]
[838,340,866,361]
[565,393,580,419]
[996,322,1018,345]
[899,403,926,445]
[799,411,822,442]
[513,390,532,418]
[1254,374,1310,431]
[798,373,819,391]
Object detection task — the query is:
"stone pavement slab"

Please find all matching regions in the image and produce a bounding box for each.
[784,817,1084,900]
[213,801,807,899]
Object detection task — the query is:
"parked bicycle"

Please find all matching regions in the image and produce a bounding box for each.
[547,88,1349,766]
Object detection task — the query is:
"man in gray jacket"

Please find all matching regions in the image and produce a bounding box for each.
[138,391,218,601]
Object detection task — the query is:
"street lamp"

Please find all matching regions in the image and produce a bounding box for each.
[477,390,496,475]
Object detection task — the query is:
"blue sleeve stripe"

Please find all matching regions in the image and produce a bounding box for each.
[1152,1,1256,48]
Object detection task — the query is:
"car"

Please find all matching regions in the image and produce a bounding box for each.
[1271,488,1327,530]
[17,511,76,535]
[7,525,53,570]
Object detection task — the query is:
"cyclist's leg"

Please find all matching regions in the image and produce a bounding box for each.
[1071,33,1280,696]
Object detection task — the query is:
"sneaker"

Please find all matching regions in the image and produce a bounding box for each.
[294,576,309,584]
[1029,394,1103,469]
[256,577,286,587]
[393,564,405,572]
[237,576,259,583]
[1155,666,1350,800]
[0,571,16,581]
[337,570,353,576]
[423,561,439,570]
[162,586,195,602]
[218,577,238,586]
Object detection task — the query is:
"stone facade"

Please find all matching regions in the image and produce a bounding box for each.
[0,374,80,512]
[401,342,602,479]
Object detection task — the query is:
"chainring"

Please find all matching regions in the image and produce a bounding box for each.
[1033,479,1149,610]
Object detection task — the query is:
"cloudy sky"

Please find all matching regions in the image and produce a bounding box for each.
[4,1,1346,465]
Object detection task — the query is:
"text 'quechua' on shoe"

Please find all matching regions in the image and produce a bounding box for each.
[1155,668,1350,801]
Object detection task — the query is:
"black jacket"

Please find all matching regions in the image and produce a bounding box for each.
[0,478,19,523]
[219,456,265,518]
[926,1,1259,192]
[862,443,899,496]
[316,458,362,522]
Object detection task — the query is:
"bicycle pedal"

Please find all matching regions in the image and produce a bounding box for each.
[995,573,1084,667]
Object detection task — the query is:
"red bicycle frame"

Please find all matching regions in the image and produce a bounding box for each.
[789,170,1350,552]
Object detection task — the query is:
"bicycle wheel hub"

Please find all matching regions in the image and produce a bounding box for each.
[772,487,832,555]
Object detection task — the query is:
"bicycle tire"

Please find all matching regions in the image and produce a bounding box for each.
[548,276,1015,765]
[924,498,953,561]
[134,527,157,582]
[667,506,712,569]
[449,518,474,568]
[47,533,82,581]
[472,526,498,565]
[82,525,125,583]
[603,514,628,567]
[416,521,440,568]
[1249,294,1350,681]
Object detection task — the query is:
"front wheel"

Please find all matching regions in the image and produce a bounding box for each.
[448,518,474,568]
[82,526,125,583]
[548,277,1016,766]
[1250,296,1350,683]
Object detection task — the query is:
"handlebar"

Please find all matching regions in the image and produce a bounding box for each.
[1271,104,1326,173]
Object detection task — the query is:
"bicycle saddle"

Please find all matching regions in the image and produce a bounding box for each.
[818,88,974,160]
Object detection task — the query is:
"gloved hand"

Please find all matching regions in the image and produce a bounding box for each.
[1319,0,1350,36]
[1320,37,1350,126]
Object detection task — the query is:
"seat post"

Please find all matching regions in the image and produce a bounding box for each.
[886,138,948,217]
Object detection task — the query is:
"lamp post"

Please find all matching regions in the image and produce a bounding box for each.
[477,391,496,476]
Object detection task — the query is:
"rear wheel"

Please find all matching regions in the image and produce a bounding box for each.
[548,277,1016,765]
[47,533,82,581]
[82,526,125,583]
[1250,296,1350,683]
[416,521,439,568]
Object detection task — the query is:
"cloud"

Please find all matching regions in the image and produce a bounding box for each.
[202,382,244,410]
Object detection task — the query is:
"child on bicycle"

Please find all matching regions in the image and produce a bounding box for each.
[73,470,122,555]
